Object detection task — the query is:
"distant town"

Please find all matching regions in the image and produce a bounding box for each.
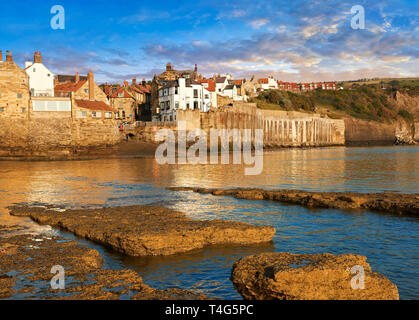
[0,50,339,125]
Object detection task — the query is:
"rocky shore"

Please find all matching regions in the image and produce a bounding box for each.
[168,187,419,215]
[231,252,399,300]
[8,205,276,256]
[0,234,206,300]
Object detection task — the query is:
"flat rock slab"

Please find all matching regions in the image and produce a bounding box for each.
[231,252,399,300]
[0,234,206,300]
[169,187,419,215]
[9,205,276,256]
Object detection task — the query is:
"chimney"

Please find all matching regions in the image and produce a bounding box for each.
[166,62,172,71]
[123,80,128,88]
[6,51,13,62]
[0,50,2,61]
[132,78,136,85]
[213,74,216,82]
[75,72,80,83]
[34,51,42,64]
[88,70,94,100]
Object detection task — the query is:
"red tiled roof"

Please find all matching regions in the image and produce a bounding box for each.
[258,78,269,84]
[55,80,87,93]
[130,84,150,94]
[198,79,215,92]
[74,99,116,112]
[234,80,242,85]
[109,87,133,98]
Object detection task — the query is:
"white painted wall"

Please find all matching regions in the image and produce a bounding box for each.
[25,63,55,97]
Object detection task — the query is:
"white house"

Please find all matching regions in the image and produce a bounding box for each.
[257,76,278,91]
[158,78,214,122]
[24,52,55,97]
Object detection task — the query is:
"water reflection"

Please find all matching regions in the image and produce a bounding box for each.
[0,146,418,299]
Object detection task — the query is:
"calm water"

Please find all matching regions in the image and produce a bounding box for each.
[0,146,418,299]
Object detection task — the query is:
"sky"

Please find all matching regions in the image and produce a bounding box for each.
[0,0,418,84]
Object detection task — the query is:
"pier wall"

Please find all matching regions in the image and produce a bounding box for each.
[177,102,345,147]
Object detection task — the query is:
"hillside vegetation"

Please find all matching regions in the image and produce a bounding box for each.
[252,83,417,122]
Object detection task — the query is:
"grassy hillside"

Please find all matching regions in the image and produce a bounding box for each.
[251,85,416,122]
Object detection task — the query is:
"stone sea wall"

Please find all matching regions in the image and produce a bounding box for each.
[177,102,345,147]
[0,115,120,158]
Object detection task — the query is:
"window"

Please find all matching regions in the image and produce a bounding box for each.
[186,103,190,109]
[0,107,4,112]
[118,93,123,97]
[76,111,87,118]
[193,89,198,98]
[84,89,89,94]
[92,111,97,118]
[205,94,209,99]
[17,93,22,99]
[115,112,119,119]
[22,108,26,113]
[175,101,179,109]
[33,68,36,72]
[175,87,178,94]
[194,101,198,109]
[105,112,112,119]
[47,74,50,77]
[122,111,126,118]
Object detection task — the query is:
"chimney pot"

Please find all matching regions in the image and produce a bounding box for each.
[34,51,42,64]
[6,50,13,62]
[75,72,80,83]
[132,78,136,85]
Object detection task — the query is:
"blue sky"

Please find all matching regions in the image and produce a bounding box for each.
[0,0,418,83]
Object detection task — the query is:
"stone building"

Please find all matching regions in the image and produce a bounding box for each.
[108,82,136,121]
[128,78,152,121]
[0,50,30,118]
[55,70,116,121]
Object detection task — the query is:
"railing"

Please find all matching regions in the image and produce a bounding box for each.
[31,90,71,98]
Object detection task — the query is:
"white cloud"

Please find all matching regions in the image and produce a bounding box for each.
[249,18,270,29]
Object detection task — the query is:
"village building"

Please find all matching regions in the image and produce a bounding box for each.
[257,76,279,91]
[277,81,301,93]
[151,62,201,120]
[109,82,137,122]
[242,76,259,97]
[128,78,152,121]
[158,78,212,122]
[0,50,30,118]
[54,70,116,121]
[24,52,55,97]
